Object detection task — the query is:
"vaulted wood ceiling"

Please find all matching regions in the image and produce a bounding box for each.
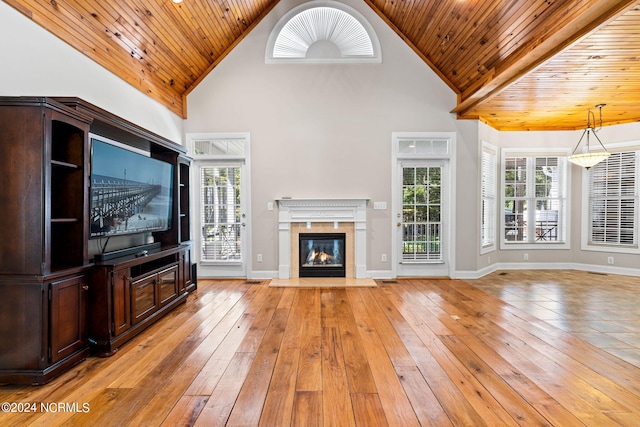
[6,0,640,130]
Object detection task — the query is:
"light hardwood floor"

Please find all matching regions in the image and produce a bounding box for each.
[1,271,640,426]
[470,270,640,368]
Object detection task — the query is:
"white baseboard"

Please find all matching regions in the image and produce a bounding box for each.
[209,264,640,281]
[245,270,396,280]
[247,270,279,280]
[453,262,640,280]
[367,270,394,279]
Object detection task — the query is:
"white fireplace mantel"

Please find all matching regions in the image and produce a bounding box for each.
[277,198,368,279]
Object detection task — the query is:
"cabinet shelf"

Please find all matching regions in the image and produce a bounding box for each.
[52,159,80,169]
[51,218,80,223]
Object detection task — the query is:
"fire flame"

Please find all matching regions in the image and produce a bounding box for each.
[308,250,334,264]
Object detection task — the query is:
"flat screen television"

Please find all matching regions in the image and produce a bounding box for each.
[89,135,174,239]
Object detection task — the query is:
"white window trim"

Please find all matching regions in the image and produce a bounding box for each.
[580,140,640,254]
[480,141,497,254]
[500,148,571,250]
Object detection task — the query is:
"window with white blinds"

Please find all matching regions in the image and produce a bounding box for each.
[502,152,568,247]
[588,151,639,248]
[481,142,497,252]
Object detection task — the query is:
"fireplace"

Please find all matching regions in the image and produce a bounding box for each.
[277,198,367,279]
[299,233,346,277]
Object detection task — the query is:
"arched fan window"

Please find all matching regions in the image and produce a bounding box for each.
[266,1,381,63]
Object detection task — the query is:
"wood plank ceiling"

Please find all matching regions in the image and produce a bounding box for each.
[5,0,640,130]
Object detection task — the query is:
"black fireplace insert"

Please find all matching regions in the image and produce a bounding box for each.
[299,233,346,277]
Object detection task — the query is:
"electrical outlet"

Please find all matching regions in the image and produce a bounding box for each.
[257,254,263,262]
[523,253,528,261]
[381,253,387,262]
[608,256,614,265]
[487,256,491,264]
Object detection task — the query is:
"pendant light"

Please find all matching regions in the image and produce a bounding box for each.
[568,104,610,169]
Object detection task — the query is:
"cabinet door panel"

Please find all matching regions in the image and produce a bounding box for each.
[112,269,131,336]
[50,275,87,363]
[159,265,178,306]
[131,275,158,324]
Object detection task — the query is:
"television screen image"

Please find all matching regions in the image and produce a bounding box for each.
[90,137,174,238]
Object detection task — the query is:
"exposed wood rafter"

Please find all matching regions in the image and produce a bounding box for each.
[5,0,640,130]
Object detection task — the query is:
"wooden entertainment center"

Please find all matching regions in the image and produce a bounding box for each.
[0,97,194,384]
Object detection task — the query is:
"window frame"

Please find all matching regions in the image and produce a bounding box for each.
[500,148,570,250]
[581,142,640,254]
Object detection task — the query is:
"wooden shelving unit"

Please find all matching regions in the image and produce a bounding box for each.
[0,97,193,384]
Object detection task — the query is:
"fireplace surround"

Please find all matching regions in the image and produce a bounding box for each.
[277,198,368,279]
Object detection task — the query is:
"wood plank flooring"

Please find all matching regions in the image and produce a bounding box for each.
[471,270,640,368]
[1,272,640,426]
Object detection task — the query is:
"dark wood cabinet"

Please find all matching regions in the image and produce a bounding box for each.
[0,98,92,384]
[0,97,193,384]
[89,247,189,356]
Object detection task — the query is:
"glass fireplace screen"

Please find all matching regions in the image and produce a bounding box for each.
[299,233,346,277]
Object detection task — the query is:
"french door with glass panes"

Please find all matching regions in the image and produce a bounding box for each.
[198,163,247,277]
[396,161,449,277]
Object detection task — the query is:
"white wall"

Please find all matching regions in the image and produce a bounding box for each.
[0,2,183,143]
[185,0,480,277]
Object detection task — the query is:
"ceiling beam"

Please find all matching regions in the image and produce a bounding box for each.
[451,0,638,118]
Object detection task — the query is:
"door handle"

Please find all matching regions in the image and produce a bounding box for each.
[397,222,402,227]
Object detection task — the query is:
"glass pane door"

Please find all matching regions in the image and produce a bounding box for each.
[200,166,243,262]
[401,165,442,262]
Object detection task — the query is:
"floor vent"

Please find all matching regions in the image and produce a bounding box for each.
[245,280,263,284]
[498,272,508,276]
[381,280,398,284]
[588,271,608,276]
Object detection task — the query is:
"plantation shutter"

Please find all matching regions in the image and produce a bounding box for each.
[588,151,638,246]
[481,144,497,249]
